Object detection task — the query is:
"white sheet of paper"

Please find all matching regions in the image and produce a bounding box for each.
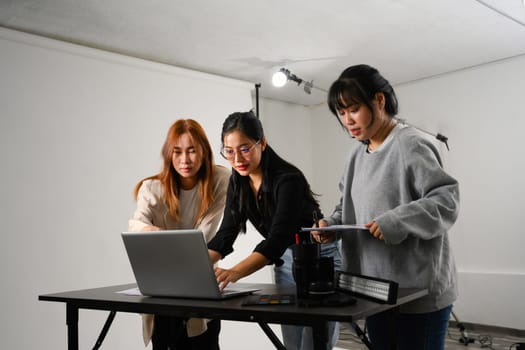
[116,287,143,296]
[300,224,368,232]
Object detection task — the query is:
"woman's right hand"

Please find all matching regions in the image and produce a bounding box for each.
[310,219,336,243]
[214,267,243,291]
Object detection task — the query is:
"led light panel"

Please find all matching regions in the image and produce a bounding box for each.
[336,271,398,304]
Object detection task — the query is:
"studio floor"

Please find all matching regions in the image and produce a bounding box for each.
[335,322,525,350]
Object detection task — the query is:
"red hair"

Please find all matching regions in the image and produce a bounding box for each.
[133,119,216,223]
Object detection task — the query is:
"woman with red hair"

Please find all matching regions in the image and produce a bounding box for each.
[129,118,229,350]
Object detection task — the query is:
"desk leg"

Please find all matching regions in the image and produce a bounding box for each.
[93,311,117,350]
[258,323,286,350]
[350,321,373,349]
[312,323,329,350]
[66,304,79,350]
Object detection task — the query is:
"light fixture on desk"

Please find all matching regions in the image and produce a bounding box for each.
[271,67,326,94]
[336,271,398,304]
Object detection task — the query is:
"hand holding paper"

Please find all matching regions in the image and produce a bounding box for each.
[309,219,336,243]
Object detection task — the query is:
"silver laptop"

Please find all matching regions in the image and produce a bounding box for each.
[121,229,259,299]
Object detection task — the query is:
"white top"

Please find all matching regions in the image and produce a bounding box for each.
[128,165,230,344]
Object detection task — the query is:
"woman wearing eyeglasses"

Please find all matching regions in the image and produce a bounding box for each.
[207,111,341,350]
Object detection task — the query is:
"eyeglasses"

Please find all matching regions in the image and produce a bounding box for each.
[220,140,261,160]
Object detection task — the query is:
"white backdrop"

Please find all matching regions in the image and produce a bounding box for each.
[0,27,282,350]
[2,25,524,350]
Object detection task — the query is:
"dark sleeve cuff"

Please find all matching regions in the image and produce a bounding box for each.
[207,236,234,259]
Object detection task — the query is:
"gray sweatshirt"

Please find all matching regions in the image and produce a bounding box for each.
[324,124,459,313]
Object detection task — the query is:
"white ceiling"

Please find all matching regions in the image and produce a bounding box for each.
[1,0,525,106]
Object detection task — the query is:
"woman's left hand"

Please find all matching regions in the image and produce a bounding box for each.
[365,221,384,240]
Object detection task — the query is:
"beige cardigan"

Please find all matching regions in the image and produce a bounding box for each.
[128,165,230,346]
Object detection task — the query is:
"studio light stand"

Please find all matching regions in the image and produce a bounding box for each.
[395,117,450,150]
[255,83,261,118]
[451,309,475,345]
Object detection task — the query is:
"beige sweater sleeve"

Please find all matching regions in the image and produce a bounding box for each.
[128,179,165,231]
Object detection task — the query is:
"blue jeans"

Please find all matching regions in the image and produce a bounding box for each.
[274,242,342,350]
[365,304,452,350]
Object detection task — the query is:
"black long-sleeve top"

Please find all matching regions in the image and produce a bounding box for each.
[208,147,320,265]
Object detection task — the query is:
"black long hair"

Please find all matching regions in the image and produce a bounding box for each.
[221,111,319,233]
[327,64,399,132]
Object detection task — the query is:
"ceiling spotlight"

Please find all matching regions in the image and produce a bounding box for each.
[271,69,288,87]
[272,68,304,87]
[271,67,325,95]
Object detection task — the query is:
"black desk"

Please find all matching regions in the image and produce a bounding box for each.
[39,283,427,350]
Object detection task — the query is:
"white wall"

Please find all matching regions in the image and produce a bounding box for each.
[2,26,524,350]
[309,56,525,330]
[258,99,314,184]
[0,27,280,350]
[308,105,354,216]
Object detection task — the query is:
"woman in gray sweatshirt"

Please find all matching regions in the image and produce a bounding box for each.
[315,64,460,350]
